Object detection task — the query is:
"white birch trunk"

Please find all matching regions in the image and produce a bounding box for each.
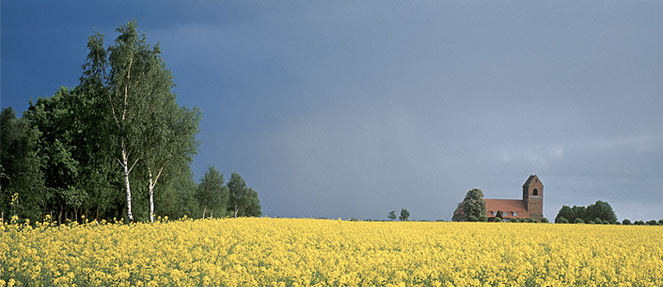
[148,169,154,223]
[121,148,134,222]
[147,166,163,223]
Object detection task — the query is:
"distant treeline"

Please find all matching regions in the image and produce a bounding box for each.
[0,21,260,223]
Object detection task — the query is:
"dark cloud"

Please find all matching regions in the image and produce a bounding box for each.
[2,1,662,221]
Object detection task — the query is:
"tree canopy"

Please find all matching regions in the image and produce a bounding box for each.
[460,188,487,222]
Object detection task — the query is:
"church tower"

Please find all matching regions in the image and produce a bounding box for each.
[522,175,543,221]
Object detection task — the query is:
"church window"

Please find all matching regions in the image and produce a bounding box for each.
[533,189,538,196]
[512,212,517,216]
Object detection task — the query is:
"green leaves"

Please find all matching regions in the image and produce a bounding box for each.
[462,188,486,222]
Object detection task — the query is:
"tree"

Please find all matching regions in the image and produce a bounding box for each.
[227,173,261,217]
[558,217,569,224]
[79,21,169,221]
[461,188,486,222]
[647,220,658,226]
[0,108,44,221]
[585,201,617,224]
[388,210,396,221]
[140,79,200,222]
[555,205,574,223]
[399,208,410,221]
[195,167,227,218]
[622,219,632,225]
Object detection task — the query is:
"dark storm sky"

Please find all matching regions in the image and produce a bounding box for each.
[2,1,662,221]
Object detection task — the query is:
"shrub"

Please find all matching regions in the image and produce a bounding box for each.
[647,220,658,226]
[541,218,549,223]
[659,220,663,226]
[594,218,603,225]
[634,220,645,225]
[574,218,584,224]
[556,217,567,224]
[559,218,569,224]
[622,219,632,225]
[494,217,502,222]
[509,218,518,223]
[519,218,527,223]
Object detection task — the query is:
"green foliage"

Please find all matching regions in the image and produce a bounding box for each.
[399,209,410,221]
[585,201,617,224]
[555,205,573,223]
[387,210,396,221]
[195,167,228,218]
[622,219,631,225]
[556,201,617,224]
[659,220,663,226]
[227,173,261,217]
[461,188,486,222]
[0,108,44,221]
[647,220,658,226]
[594,218,603,225]
[541,218,549,223]
[574,218,585,224]
[634,220,645,225]
[509,218,518,223]
[557,217,568,224]
[494,217,502,222]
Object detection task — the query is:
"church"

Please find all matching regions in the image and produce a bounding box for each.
[453,175,544,221]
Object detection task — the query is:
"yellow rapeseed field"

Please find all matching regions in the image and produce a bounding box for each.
[1,217,662,287]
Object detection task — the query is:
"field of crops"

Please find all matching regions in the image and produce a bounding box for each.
[1,218,663,287]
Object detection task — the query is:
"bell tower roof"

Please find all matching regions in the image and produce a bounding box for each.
[523,175,542,188]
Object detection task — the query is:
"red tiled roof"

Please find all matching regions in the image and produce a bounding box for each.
[454,198,530,219]
[484,199,529,218]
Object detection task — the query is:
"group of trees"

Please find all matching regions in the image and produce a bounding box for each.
[555,201,618,224]
[0,21,260,223]
[387,209,410,221]
[195,167,261,219]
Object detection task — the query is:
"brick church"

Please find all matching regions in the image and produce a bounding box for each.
[453,175,544,221]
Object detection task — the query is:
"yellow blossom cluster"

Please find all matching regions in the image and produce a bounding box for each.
[1,218,662,286]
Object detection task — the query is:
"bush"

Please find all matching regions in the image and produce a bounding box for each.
[509,218,518,223]
[647,220,658,226]
[615,221,621,225]
[574,218,584,224]
[559,218,569,224]
[556,217,567,224]
[602,220,609,224]
[634,220,645,225]
[588,221,595,224]
[494,217,502,222]
[541,218,549,223]
[519,218,527,223]
[659,220,663,226]
[622,219,632,225]
[594,218,603,224]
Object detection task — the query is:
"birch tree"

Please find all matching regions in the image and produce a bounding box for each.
[82,21,157,221]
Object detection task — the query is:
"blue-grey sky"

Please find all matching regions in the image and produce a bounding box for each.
[2,1,662,221]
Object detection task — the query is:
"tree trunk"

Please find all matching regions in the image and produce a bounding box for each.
[202,207,206,219]
[148,169,154,223]
[210,210,213,219]
[121,147,134,222]
[234,205,239,218]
